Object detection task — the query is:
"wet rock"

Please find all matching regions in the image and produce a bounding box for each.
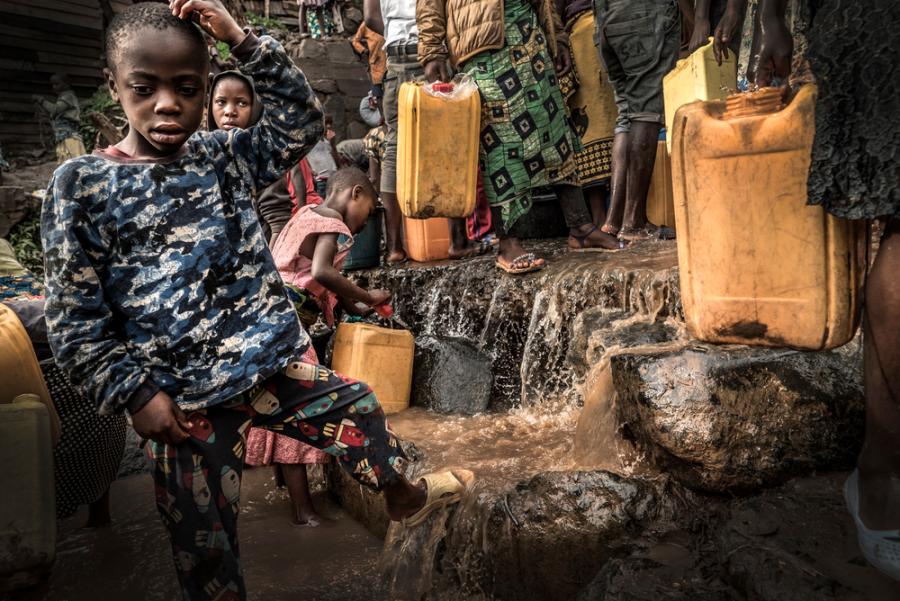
[382,470,695,601]
[567,309,680,379]
[612,342,865,493]
[412,336,492,415]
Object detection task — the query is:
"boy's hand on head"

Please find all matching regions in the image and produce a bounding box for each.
[169,0,245,46]
[131,390,192,446]
[366,288,392,307]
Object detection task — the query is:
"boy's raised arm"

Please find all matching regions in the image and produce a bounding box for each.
[42,172,158,416]
[223,32,325,189]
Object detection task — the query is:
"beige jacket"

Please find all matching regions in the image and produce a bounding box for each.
[417,0,569,68]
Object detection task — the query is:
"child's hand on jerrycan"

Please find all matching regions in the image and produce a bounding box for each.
[169,0,245,46]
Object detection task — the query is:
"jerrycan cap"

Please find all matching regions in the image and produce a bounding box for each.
[432,82,455,94]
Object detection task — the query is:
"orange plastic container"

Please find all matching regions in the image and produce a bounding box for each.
[397,81,480,218]
[331,323,414,414]
[646,140,676,229]
[0,304,60,443]
[671,85,866,350]
[404,217,451,262]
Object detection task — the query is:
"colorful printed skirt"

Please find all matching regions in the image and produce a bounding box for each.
[565,11,618,186]
[460,0,580,231]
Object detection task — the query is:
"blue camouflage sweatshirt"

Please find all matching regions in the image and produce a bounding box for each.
[41,34,323,415]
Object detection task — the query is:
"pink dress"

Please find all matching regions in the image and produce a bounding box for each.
[244,206,354,468]
[271,205,354,327]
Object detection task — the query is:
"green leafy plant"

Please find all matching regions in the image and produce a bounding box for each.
[244,10,286,32]
[215,40,232,61]
[8,211,44,278]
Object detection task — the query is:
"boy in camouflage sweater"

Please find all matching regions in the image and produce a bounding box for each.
[41,2,471,599]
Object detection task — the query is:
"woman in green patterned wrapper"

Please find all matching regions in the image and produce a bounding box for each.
[417,0,620,275]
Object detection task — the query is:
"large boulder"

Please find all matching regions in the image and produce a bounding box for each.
[412,335,492,415]
[611,342,865,493]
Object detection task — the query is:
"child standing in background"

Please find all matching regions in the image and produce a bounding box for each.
[34,73,86,164]
[208,67,330,528]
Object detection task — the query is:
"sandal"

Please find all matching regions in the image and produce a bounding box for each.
[496,253,545,275]
[568,225,625,252]
[844,470,900,581]
[403,469,475,528]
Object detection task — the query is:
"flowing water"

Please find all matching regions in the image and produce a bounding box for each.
[368,241,691,600]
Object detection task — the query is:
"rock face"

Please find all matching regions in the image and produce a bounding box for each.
[412,336,492,415]
[381,470,695,601]
[0,186,37,238]
[612,342,865,493]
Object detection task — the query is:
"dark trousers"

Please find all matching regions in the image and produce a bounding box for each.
[148,363,406,600]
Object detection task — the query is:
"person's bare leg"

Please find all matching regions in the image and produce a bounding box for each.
[603,132,628,235]
[383,476,428,521]
[857,218,900,531]
[620,121,662,236]
[281,464,324,526]
[585,185,608,228]
[448,217,481,259]
[381,191,407,263]
[556,184,619,250]
[86,487,111,528]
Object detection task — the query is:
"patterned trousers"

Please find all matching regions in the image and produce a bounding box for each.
[148,362,407,600]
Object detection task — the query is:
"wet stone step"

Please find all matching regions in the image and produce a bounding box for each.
[353,239,681,410]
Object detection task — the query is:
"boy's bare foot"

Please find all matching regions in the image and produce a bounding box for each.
[384,478,428,521]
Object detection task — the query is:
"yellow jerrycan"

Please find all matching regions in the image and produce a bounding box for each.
[0,395,56,592]
[671,85,866,350]
[332,323,415,414]
[663,38,736,153]
[0,304,60,443]
[397,80,480,218]
[646,140,676,229]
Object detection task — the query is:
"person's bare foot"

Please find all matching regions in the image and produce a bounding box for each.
[385,479,428,521]
[386,249,408,264]
[291,509,325,527]
[568,224,620,250]
[619,223,676,241]
[448,239,494,260]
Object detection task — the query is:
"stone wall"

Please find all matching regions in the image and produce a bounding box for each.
[285,35,372,142]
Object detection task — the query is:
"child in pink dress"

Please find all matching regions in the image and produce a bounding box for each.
[244,167,392,526]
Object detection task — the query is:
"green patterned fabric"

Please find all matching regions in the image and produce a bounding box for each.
[461,0,580,231]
